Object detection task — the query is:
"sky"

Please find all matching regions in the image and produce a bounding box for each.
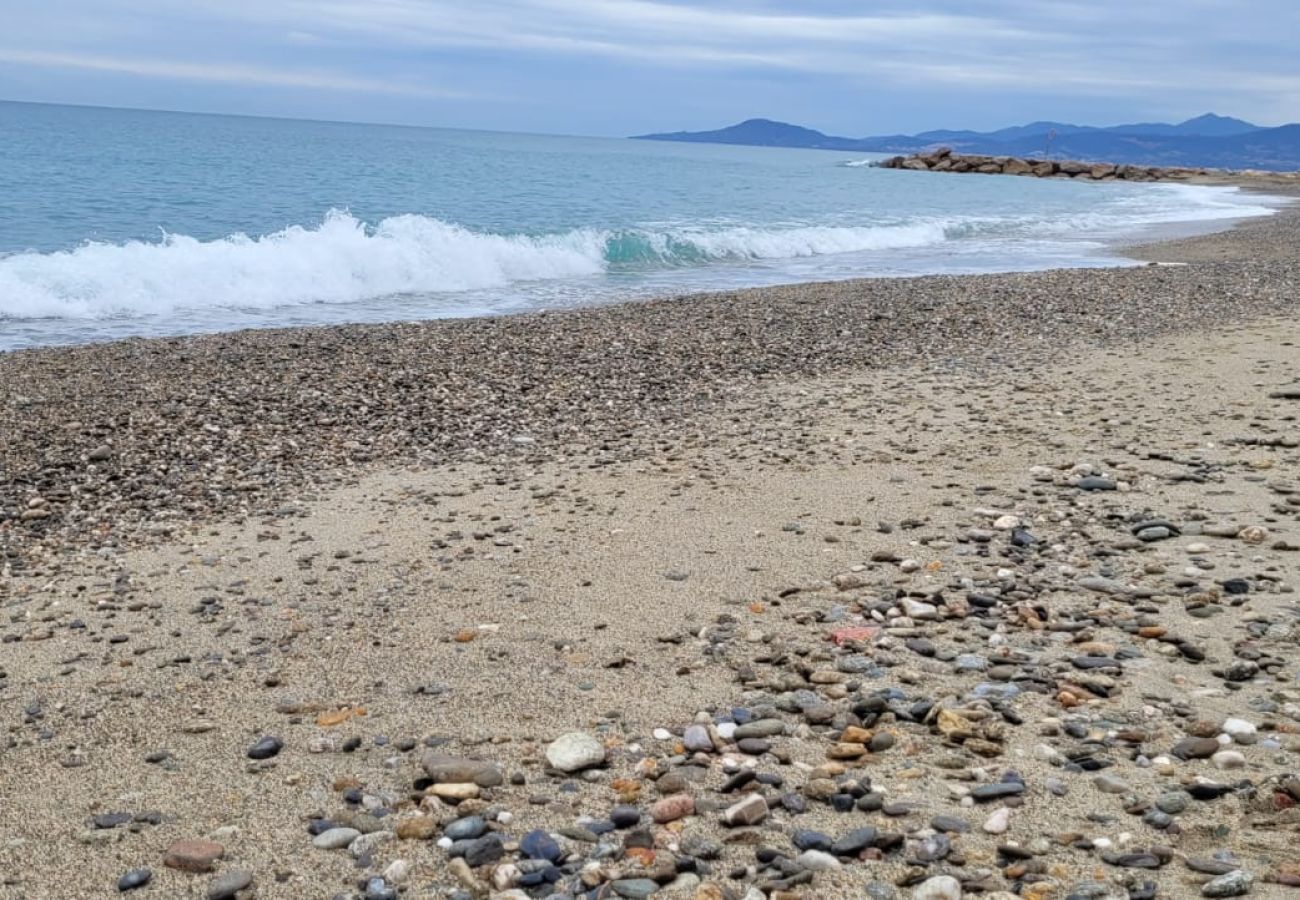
[2,1,1298,136]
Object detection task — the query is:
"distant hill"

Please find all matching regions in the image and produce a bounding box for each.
[633,114,1300,171]
[639,118,866,151]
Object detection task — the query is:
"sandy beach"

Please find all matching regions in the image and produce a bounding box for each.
[2,200,1300,900]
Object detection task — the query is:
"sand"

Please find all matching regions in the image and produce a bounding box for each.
[1,199,1299,899]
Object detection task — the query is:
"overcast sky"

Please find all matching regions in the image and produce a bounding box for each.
[2,1,1297,135]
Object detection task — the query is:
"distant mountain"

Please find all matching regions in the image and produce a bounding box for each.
[639,118,865,151]
[633,114,1300,171]
[1104,113,1259,137]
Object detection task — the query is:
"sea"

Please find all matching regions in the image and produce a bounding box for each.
[0,100,1285,351]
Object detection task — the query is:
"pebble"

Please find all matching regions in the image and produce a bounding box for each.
[1212,750,1247,769]
[1202,870,1253,897]
[683,724,713,752]
[545,732,606,772]
[206,870,253,900]
[519,829,562,862]
[723,794,768,826]
[312,827,361,850]
[796,849,842,871]
[444,816,487,841]
[421,755,504,787]
[117,869,152,892]
[246,736,283,760]
[1172,737,1221,760]
[650,794,694,823]
[349,830,394,859]
[982,808,1011,834]
[970,782,1024,802]
[913,874,963,899]
[163,839,224,873]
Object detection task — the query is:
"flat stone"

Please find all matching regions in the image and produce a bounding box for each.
[1202,870,1253,897]
[913,874,963,899]
[832,826,877,856]
[420,755,504,787]
[461,833,505,867]
[796,849,842,871]
[312,827,361,850]
[930,815,970,833]
[901,598,939,620]
[970,782,1024,802]
[1094,774,1132,794]
[612,879,659,899]
[117,869,152,892]
[1212,750,1246,770]
[793,829,833,852]
[349,830,394,859]
[245,736,283,760]
[723,794,768,827]
[682,724,713,752]
[545,732,606,772]
[519,829,562,862]
[164,839,224,873]
[1172,737,1220,760]
[733,719,785,739]
[982,808,1011,834]
[206,870,253,900]
[444,816,488,841]
[651,794,694,823]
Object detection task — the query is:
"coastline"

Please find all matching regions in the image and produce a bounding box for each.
[2,193,1299,899]
[3,193,1298,565]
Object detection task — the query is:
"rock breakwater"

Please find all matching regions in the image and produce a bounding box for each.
[875,148,1300,183]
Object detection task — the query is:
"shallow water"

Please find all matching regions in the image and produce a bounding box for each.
[0,101,1282,350]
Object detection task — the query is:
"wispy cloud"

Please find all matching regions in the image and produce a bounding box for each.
[0,48,471,98]
[1,0,1297,130]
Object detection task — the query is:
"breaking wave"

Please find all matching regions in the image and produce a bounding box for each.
[0,211,954,320]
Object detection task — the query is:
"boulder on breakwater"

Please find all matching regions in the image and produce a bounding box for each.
[874,147,1267,182]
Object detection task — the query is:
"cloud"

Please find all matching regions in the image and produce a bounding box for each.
[0,47,471,98]
[1,0,1297,128]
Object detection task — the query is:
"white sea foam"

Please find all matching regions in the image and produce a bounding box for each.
[0,211,607,320]
[0,185,1279,323]
[0,213,952,320]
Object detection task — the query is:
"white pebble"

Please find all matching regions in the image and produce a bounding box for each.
[982,808,1010,834]
[1222,718,1257,739]
[1212,750,1246,770]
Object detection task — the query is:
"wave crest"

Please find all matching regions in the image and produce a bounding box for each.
[0,212,951,320]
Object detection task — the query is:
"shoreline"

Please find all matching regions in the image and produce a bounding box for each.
[0,179,1293,357]
[3,196,1300,567]
[1,188,1299,898]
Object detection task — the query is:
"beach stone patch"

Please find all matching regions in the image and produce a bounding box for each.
[7,289,1300,899]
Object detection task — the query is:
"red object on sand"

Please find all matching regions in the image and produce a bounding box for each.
[829,625,880,645]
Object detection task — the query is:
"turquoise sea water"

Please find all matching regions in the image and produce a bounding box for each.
[0,100,1282,350]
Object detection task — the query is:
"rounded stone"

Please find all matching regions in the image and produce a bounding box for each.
[117,869,152,892]
[163,839,225,873]
[545,732,606,773]
[312,827,361,850]
[913,874,963,900]
[246,735,283,760]
[207,870,254,900]
[650,794,694,823]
